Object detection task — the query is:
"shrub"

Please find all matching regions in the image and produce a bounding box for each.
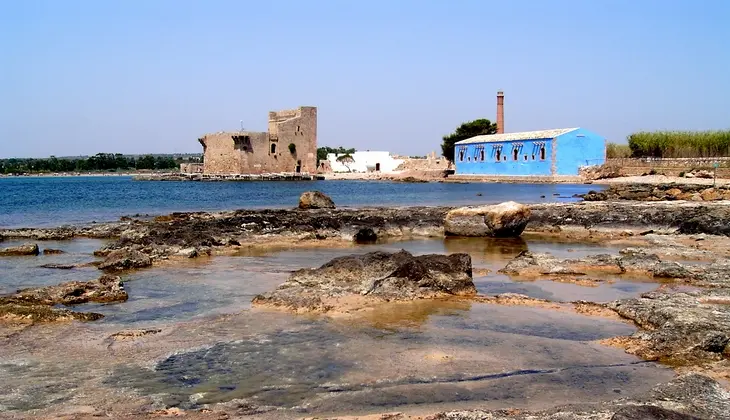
[606,143,631,158]
[288,143,296,154]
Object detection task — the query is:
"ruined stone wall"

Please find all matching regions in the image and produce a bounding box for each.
[180,163,204,174]
[199,106,317,174]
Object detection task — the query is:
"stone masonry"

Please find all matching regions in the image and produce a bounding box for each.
[198,106,317,174]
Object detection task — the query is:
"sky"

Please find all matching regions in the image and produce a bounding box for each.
[1,0,729,158]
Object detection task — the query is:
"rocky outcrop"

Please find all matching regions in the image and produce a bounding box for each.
[0,275,124,324]
[7,275,128,306]
[252,250,475,312]
[98,249,152,271]
[500,249,730,287]
[433,374,730,420]
[581,183,730,202]
[528,201,730,236]
[298,191,336,209]
[0,304,103,323]
[608,289,730,365]
[0,243,39,256]
[444,201,530,237]
[42,248,65,255]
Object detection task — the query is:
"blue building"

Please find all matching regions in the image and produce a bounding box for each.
[454,127,606,177]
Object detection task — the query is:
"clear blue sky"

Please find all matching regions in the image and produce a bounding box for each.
[1,0,729,158]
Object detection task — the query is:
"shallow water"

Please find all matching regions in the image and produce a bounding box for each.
[0,236,676,417]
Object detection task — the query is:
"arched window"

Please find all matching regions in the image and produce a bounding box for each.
[513,147,519,161]
[480,149,485,161]
[496,149,502,161]
[540,146,546,160]
[458,148,465,162]
[270,143,277,154]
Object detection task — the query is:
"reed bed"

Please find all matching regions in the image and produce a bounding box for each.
[627,130,730,158]
[606,143,631,159]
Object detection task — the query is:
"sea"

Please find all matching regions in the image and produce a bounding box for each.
[0,176,602,228]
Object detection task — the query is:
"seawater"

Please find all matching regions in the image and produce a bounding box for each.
[0,176,602,228]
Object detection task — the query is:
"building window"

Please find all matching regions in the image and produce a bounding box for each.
[503,156,507,161]
[531,154,535,160]
[513,148,519,161]
[458,148,465,162]
[270,143,277,154]
[496,149,501,161]
[540,146,546,160]
[467,156,471,161]
[524,155,528,161]
[480,149,485,161]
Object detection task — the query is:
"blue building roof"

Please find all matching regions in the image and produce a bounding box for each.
[454,128,579,145]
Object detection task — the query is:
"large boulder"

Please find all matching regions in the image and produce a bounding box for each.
[298,191,335,210]
[252,250,475,312]
[98,248,152,271]
[444,201,530,237]
[0,243,39,256]
[9,275,128,305]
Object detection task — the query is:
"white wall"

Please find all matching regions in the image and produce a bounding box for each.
[327,151,404,173]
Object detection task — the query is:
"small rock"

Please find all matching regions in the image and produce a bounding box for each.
[700,188,722,201]
[0,243,39,256]
[42,248,65,255]
[39,263,76,270]
[353,228,378,244]
[175,248,198,258]
[298,191,336,209]
[98,249,152,271]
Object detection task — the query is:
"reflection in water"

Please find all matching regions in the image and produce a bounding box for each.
[0,236,677,417]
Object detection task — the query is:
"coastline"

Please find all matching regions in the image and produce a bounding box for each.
[2,193,730,419]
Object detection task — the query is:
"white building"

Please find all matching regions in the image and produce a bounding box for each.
[326,151,404,173]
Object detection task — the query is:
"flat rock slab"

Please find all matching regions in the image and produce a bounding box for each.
[253,250,476,312]
[98,249,152,271]
[7,274,128,306]
[0,243,39,256]
[434,374,729,419]
[607,288,730,364]
[445,201,530,237]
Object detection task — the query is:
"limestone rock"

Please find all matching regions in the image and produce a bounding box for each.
[175,247,198,258]
[0,303,103,323]
[298,191,335,209]
[0,243,39,256]
[607,288,730,364]
[9,275,128,305]
[252,250,475,312]
[700,188,723,201]
[444,201,530,237]
[98,248,152,271]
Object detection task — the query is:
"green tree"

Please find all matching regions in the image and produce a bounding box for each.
[317,146,356,163]
[336,153,355,172]
[441,119,498,162]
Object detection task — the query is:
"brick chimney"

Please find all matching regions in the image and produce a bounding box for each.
[496,90,504,134]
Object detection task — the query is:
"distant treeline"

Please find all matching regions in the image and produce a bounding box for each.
[0,153,193,174]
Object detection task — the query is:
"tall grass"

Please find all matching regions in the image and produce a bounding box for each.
[606,143,631,158]
[627,130,730,158]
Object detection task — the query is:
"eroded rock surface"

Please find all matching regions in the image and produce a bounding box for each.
[9,274,128,305]
[98,248,152,271]
[445,201,530,237]
[0,243,39,256]
[581,183,730,202]
[500,249,730,287]
[432,374,730,420]
[298,191,336,209]
[607,289,730,365]
[253,250,476,312]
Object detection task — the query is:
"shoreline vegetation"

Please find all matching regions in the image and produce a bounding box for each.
[608,129,730,159]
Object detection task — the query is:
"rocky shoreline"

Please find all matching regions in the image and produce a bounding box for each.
[2,196,730,418]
